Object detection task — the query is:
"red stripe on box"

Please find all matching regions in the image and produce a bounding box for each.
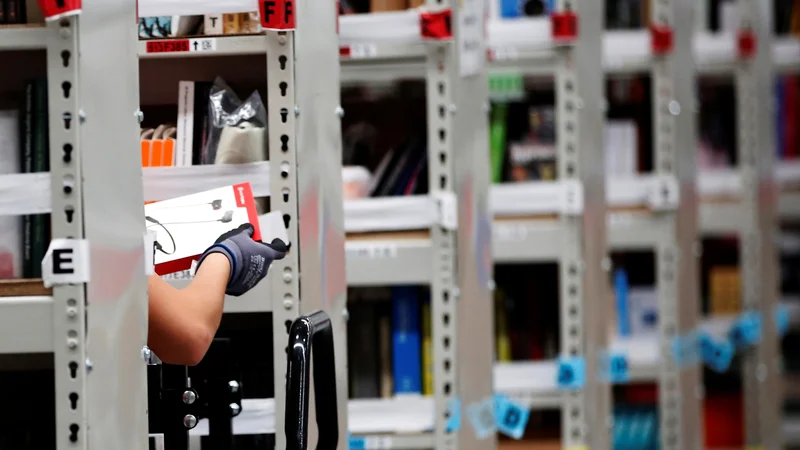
[232,182,262,242]
[155,255,198,276]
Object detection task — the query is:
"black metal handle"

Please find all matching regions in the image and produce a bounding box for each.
[285,310,339,450]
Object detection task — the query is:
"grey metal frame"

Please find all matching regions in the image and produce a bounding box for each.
[553,0,610,448]
[266,0,349,448]
[736,1,782,448]
[650,1,705,449]
[50,0,149,448]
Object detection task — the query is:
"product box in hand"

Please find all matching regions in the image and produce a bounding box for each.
[145,183,261,275]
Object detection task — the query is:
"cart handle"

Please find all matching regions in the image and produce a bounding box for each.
[285,310,339,450]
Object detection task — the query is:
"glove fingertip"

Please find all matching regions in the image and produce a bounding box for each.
[269,238,289,255]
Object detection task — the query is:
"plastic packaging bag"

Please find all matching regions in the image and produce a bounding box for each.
[203,77,267,165]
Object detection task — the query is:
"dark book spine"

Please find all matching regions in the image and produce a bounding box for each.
[5,0,17,23]
[31,79,49,279]
[20,80,34,278]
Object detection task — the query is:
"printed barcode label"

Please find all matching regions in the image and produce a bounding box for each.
[491,46,519,61]
[161,269,194,281]
[146,38,217,54]
[364,436,392,449]
[350,43,378,59]
[494,224,528,242]
[347,244,398,259]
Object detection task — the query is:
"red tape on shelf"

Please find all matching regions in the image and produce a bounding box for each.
[37,0,81,21]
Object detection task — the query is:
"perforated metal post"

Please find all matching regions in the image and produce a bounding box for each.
[553,0,609,448]
[736,1,782,448]
[425,35,460,450]
[267,29,301,450]
[650,0,703,449]
[449,1,496,450]
[72,0,150,447]
[296,0,350,447]
[48,15,89,450]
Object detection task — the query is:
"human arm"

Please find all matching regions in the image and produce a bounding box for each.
[147,253,229,366]
[146,224,288,366]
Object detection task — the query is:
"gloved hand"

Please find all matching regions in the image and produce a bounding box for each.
[196,223,288,296]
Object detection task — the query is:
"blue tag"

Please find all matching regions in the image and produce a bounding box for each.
[670,332,701,367]
[446,398,462,433]
[493,394,530,439]
[466,397,496,439]
[349,434,365,450]
[729,311,763,349]
[599,351,630,384]
[556,357,586,390]
[776,304,790,337]
[698,332,734,373]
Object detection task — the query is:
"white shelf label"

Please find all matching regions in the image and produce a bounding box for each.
[349,43,377,59]
[559,180,584,216]
[648,175,679,211]
[435,192,458,230]
[364,436,392,450]
[347,243,398,260]
[458,0,485,77]
[491,46,519,61]
[42,239,91,288]
[494,223,528,242]
[144,230,157,276]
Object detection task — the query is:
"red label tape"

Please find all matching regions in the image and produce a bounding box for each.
[259,0,296,30]
[37,0,81,21]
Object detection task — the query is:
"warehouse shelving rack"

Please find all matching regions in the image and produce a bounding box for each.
[3,0,800,448]
[0,0,151,448]
[1,0,351,449]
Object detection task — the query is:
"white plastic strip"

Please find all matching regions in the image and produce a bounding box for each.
[188,397,436,437]
[142,161,271,202]
[339,10,421,46]
[137,0,255,18]
[344,195,438,233]
[0,172,50,216]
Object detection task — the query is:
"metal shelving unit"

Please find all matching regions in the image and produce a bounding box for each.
[1,0,150,448]
[3,0,800,448]
[1,0,350,448]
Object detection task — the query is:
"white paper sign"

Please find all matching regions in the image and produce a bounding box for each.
[458,0,485,77]
[435,191,458,230]
[260,210,290,247]
[42,239,91,288]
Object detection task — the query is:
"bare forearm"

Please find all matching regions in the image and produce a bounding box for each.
[147,254,230,365]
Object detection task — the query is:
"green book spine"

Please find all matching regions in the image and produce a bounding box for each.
[489,103,508,183]
[31,79,49,279]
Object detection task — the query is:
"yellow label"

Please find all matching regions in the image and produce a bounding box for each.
[566,447,589,450]
[745,447,765,450]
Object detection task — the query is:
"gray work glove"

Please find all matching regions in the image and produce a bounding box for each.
[196,223,288,297]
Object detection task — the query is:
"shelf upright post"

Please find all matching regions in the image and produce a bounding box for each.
[650,0,704,448]
[735,1,782,448]
[553,0,609,448]
[423,2,464,449]
[449,0,496,449]
[49,0,150,448]
[265,0,349,447]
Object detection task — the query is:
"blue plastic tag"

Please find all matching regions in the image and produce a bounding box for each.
[729,311,763,349]
[670,332,701,368]
[556,357,586,391]
[698,332,734,373]
[466,397,496,439]
[349,434,365,450]
[776,304,790,338]
[493,394,530,439]
[446,398,462,433]
[599,351,630,384]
